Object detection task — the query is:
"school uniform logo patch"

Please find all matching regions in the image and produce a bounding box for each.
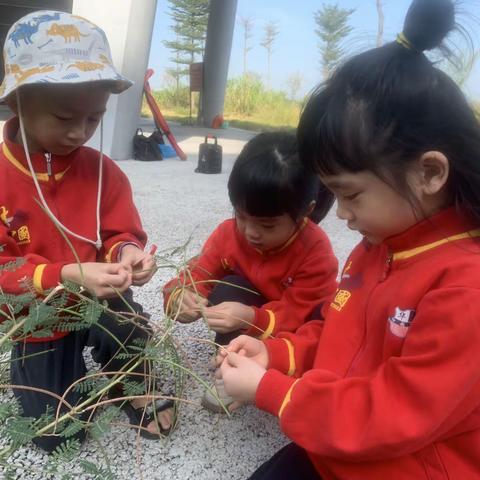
[331,289,351,311]
[1,206,30,245]
[388,307,415,338]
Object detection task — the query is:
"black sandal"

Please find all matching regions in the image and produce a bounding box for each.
[122,397,176,439]
[110,389,177,439]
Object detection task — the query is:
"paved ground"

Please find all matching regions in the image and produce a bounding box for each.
[0,119,360,479]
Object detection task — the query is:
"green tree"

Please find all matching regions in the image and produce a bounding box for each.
[261,21,279,87]
[314,3,355,79]
[163,0,210,91]
[240,15,254,75]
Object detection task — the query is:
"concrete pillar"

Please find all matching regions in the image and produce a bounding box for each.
[202,0,238,127]
[72,0,157,159]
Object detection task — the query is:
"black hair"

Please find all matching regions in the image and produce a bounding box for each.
[228,131,334,224]
[297,0,480,223]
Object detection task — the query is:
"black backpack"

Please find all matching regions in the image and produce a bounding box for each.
[195,135,222,174]
[133,128,163,161]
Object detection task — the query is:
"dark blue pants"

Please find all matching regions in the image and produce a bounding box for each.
[248,443,321,479]
[10,290,150,452]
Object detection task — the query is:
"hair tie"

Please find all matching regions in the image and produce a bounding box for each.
[396,32,418,52]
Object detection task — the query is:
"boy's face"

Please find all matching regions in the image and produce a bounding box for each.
[8,83,110,155]
[235,210,298,252]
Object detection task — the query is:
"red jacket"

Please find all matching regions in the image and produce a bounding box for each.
[0,118,146,342]
[256,207,480,479]
[164,218,338,338]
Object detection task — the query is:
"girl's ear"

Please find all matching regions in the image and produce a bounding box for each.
[413,151,450,196]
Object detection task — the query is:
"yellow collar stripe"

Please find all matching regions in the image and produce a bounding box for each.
[278,379,300,418]
[2,143,69,182]
[393,229,480,261]
[276,217,308,253]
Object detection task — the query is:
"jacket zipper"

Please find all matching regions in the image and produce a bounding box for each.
[45,152,52,176]
[345,249,393,376]
[380,250,393,282]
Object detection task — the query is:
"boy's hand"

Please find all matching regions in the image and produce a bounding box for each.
[216,335,269,369]
[173,289,208,323]
[203,302,254,333]
[119,244,157,286]
[219,352,266,403]
[61,262,132,298]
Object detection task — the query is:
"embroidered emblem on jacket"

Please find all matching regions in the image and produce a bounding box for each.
[16,225,31,245]
[331,289,351,311]
[388,307,415,338]
[2,208,30,245]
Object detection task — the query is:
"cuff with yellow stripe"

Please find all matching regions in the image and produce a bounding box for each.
[246,307,276,339]
[264,337,297,376]
[32,262,67,295]
[256,368,298,418]
[105,241,142,263]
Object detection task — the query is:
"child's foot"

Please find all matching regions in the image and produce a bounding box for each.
[110,388,177,438]
[130,396,175,435]
[201,378,234,413]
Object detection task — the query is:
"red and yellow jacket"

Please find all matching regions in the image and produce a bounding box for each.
[163,218,338,338]
[0,117,146,342]
[256,207,480,479]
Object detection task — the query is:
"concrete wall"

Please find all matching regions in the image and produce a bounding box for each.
[72,0,157,159]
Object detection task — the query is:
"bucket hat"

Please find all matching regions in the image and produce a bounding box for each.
[0,10,132,101]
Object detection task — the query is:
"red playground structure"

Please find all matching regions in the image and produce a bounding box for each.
[143,68,187,161]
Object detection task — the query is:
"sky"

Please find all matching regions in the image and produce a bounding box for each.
[148,0,480,100]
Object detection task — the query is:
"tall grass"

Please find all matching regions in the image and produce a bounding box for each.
[142,74,302,130]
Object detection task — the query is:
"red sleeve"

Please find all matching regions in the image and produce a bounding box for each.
[163,223,228,311]
[245,250,337,339]
[100,159,147,263]
[264,319,325,376]
[0,224,66,297]
[256,287,480,461]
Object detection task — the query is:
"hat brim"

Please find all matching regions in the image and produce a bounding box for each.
[0,64,133,102]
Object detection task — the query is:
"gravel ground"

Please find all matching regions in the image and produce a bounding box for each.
[0,120,360,479]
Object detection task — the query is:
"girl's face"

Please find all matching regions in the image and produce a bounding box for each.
[320,170,419,245]
[235,210,298,252]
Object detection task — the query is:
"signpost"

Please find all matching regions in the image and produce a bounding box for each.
[189,62,203,124]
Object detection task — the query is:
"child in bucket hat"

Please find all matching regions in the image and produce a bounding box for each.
[0,11,175,451]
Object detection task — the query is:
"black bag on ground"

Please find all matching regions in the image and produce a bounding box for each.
[196,135,222,174]
[133,128,163,161]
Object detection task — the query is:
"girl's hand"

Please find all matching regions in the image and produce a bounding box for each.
[203,302,254,333]
[119,244,157,286]
[219,352,266,403]
[174,289,208,323]
[61,262,132,298]
[217,335,269,369]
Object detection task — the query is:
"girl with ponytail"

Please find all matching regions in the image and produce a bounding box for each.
[217,1,480,478]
